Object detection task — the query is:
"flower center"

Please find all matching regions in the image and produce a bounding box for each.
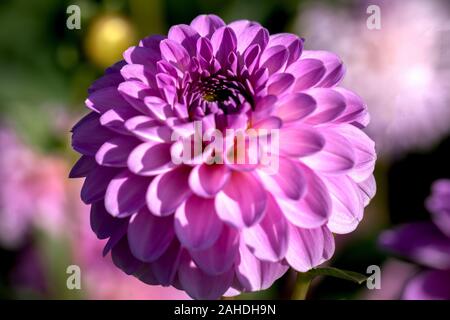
[186,73,254,120]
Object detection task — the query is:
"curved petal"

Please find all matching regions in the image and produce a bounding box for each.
[175,195,223,250]
[190,225,239,275]
[278,164,331,228]
[301,129,355,174]
[104,169,149,217]
[325,175,364,234]
[146,165,191,216]
[125,116,172,142]
[95,137,140,167]
[80,165,119,204]
[285,224,335,272]
[190,14,225,38]
[243,193,289,262]
[235,242,289,292]
[268,33,303,66]
[69,155,96,178]
[301,50,345,87]
[215,172,267,228]
[257,157,306,201]
[178,256,234,300]
[278,125,325,157]
[188,164,230,198]
[274,93,316,122]
[150,239,183,286]
[127,207,174,262]
[128,141,175,176]
[71,112,114,156]
[90,201,129,239]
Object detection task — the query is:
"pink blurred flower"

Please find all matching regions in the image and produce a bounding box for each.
[0,128,67,249]
[298,0,450,158]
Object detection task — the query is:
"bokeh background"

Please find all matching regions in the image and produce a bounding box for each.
[0,0,449,299]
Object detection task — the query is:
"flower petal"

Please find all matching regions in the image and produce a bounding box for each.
[243,193,289,262]
[128,141,175,176]
[286,224,335,272]
[178,256,234,299]
[146,165,191,216]
[95,137,140,167]
[190,225,239,275]
[127,207,174,262]
[175,195,223,250]
[215,172,267,228]
[278,164,331,228]
[190,14,225,37]
[235,242,288,292]
[188,164,230,198]
[104,169,149,217]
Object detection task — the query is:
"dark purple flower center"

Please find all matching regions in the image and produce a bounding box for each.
[186,73,254,120]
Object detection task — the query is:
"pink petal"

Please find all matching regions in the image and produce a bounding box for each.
[95,137,140,167]
[190,14,225,37]
[104,169,149,218]
[278,125,325,157]
[190,226,239,275]
[178,256,234,299]
[85,86,130,114]
[127,207,174,262]
[268,33,303,65]
[215,172,267,228]
[337,124,376,182]
[174,195,223,250]
[160,39,191,71]
[325,175,364,234]
[301,129,355,174]
[168,24,199,55]
[286,224,335,272]
[125,116,172,142]
[267,73,295,95]
[146,165,191,216]
[287,58,325,91]
[257,157,306,201]
[210,27,237,67]
[243,193,289,262]
[188,164,230,198]
[235,242,288,291]
[278,164,331,228]
[127,141,174,176]
[260,45,288,75]
[302,88,346,124]
[274,93,316,122]
[301,50,345,87]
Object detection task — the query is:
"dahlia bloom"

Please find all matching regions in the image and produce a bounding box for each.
[70,14,376,299]
[297,0,450,158]
[380,179,450,300]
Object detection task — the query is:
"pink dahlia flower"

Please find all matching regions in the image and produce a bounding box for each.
[70,14,376,299]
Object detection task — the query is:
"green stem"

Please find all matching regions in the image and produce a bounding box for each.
[292,272,313,300]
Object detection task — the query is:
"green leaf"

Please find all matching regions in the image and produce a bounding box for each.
[306,267,368,285]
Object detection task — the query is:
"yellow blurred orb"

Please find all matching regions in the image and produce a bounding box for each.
[85,14,137,69]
